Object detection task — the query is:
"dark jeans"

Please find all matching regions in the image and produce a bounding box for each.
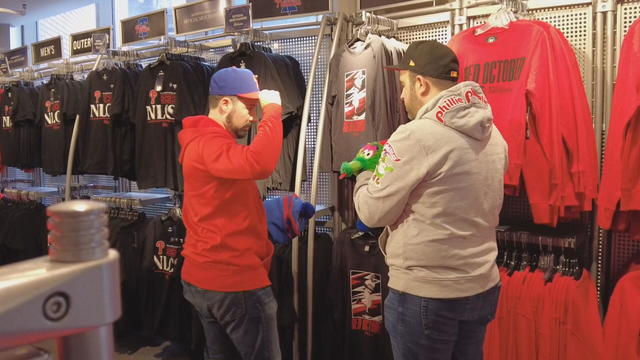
[182,280,281,360]
[385,283,500,360]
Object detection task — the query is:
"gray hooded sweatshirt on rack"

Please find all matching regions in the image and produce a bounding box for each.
[354,81,508,299]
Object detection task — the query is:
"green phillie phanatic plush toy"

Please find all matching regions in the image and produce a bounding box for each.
[339,140,387,179]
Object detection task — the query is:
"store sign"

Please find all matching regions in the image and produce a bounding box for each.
[92,33,110,54]
[4,46,28,70]
[121,9,167,45]
[225,4,252,33]
[248,0,330,20]
[359,0,414,10]
[0,58,9,75]
[70,26,111,57]
[174,0,230,35]
[32,36,62,65]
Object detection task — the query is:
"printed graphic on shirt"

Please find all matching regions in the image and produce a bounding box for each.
[90,90,113,124]
[435,87,490,124]
[344,69,366,133]
[153,238,182,279]
[462,57,526,87]
[351,270,383,336]
[2,95,13,131]
[43,91,63,129]
[136,17,150,39]
[372,142,401,186]
[146,89,176,126]
[274,0,301,14]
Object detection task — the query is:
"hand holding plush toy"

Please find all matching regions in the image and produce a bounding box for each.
[339,140,387,179]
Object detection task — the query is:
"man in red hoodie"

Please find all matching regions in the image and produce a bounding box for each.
[178,67,283,360]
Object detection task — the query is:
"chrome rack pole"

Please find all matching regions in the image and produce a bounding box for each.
[65,55,103,201]
[306,12,344,360]
[291,15,329,360]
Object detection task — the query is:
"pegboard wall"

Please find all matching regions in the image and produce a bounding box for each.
[608,1,640,295]
[395,21,452,44]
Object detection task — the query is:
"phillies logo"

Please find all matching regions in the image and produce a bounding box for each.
[464,88,489,105]
[274,0,302,8]
[135,17,150,39]
[94,90,101,103]
[435,87,489,124]
[155,241,165,255]
[435,96,464,124]
[382,142,402,162]
[149,90,158,105]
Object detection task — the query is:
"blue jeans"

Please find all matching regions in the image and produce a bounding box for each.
[182,280,281,360]
[385,284,500,360]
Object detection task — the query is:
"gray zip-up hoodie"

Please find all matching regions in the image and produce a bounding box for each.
[354,81,508,299]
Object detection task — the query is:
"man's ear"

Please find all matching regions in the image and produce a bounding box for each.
[415,75,431,97]
[219,97,234,115]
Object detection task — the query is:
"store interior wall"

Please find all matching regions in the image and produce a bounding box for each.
[0,0,113,46]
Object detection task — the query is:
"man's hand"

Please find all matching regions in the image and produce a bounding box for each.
[259,90,282,107]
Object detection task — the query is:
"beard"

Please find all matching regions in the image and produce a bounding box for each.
[225,108,250,139]
[404,87,422,120]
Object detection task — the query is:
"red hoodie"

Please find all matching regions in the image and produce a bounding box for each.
[178,104,283,292]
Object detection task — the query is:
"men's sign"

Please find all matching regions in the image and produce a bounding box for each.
[121,9,167,45]
[174,0,230,35]
[32,36,62,65]
[70,27,111,57]
[248,0,330,20]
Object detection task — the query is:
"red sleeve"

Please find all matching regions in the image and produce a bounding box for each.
[202,104,283,180]
[604,271,640,360]
[599,18,640,228]
[544,23,598,209]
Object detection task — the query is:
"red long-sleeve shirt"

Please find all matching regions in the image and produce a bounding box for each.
[599,17,640,229]
[178,104,283,291]
[603,270,640,360]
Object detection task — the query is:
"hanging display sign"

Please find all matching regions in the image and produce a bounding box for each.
[358,0,418,10]
[70,26,111,57]
[4,46,28,70]
[174,0,230,36]
[121,9,167,46]
[32,36,62,65]
[248,0,330,20]
[225,4,252,33]
[92,33,110,54]
[0,58,8,75]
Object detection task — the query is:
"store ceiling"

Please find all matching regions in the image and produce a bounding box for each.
[0,0,29,24]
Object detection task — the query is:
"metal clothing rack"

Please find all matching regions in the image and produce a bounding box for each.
[91,192,172,208]
[3,187,60,201]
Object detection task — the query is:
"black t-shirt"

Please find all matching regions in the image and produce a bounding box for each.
[141,216,191,343]
[0,199,48,266]
[0,88,18,168]
[37,80,73,176]
[110,216,150,337]
[133,61,199,190]
[78,68,128,175]
[330,228,393,360]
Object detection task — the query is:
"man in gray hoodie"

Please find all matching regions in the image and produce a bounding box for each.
[353,40,508,360]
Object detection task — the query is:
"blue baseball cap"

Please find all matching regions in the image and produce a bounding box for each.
[209,67,260,100]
